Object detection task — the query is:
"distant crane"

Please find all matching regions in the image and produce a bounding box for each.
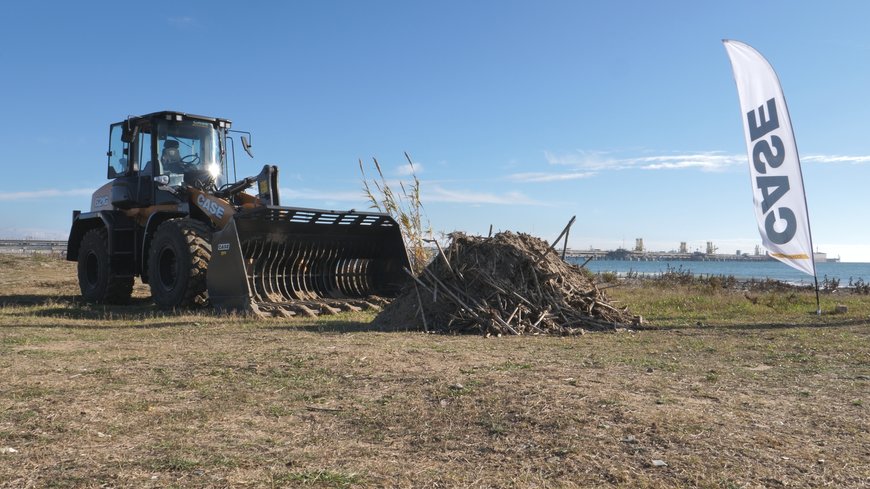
[706,241,718,255]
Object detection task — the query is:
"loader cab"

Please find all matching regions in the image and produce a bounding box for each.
[107,111,231,208]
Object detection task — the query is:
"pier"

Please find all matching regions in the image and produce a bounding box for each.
[565,248,773,262]
[0,240,67,255]
[564,249,837,263]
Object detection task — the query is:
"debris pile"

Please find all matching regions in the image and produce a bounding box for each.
[374,231,637,335]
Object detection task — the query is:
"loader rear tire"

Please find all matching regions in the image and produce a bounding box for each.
[77,228,133,304]
[148,218,212,309]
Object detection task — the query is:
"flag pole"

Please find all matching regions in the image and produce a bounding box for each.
[780,73,821,315]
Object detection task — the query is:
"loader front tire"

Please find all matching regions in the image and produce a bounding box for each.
[77,228,133,304]
[148,218,212,309]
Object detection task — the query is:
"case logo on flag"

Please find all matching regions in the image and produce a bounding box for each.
[724,39,816,277]
[745,97,804,253]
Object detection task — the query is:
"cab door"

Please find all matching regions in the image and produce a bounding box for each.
[108,122,153,208]
[107,123,128,179]
[131,127,154,206]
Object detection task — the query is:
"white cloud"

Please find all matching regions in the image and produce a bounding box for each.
[544,150,618,170]
[0,188,94,201]
[802,154,870,164]
[542,150,870,174]
[506,171,595,183]
[544,150,743,172]
[396,162,423,176]
[634,153,743,171]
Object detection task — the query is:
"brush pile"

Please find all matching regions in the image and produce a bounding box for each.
[374,231,637,335]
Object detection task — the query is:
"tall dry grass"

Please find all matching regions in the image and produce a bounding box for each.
[359,152,432,274]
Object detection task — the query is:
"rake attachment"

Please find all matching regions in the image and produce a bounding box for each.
[207,206,410,317]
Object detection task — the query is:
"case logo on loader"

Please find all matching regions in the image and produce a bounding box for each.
[90,182,113,211]
[94,196,110,209]
[217,243,230,253]
[196,194,225,220]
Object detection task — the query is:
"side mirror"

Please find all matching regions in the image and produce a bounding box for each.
[241,135,254,158]
[121,125,139,144]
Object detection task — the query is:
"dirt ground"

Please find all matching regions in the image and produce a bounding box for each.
[0,255,868,488]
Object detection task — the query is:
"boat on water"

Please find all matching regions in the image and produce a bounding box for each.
[814,252,839,263]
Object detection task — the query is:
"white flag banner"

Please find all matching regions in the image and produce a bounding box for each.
[723,39,816,277]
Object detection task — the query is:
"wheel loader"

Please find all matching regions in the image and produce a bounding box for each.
[67,111,410,317]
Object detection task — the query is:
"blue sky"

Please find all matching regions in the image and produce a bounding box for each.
[2,1,870,261]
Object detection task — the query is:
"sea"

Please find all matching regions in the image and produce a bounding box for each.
[569,258,870,286]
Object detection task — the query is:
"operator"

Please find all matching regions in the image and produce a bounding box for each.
[160,140,184,173]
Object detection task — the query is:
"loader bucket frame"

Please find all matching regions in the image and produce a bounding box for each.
[207,206,411,314]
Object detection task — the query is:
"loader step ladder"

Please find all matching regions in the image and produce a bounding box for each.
[110,222,136,277]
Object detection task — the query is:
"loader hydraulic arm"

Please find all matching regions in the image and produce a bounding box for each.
[214,165,280,205]
[214,177,256,200]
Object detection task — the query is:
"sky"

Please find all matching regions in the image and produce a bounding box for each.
[2,1,870,261]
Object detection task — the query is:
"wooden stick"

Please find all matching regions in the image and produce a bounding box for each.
[414,268,489,327]
[425,238,457,277]
[411,275,429,333]
[505,305,520,326]
[549,215,576,255]
[423,268,519,335]
[562,220,572,260]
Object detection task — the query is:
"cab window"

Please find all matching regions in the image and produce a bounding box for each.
[137,132,153,176]
[155,118,226,188]
[107,123,129,178]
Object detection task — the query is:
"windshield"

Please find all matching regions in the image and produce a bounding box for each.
[155,119,226,188]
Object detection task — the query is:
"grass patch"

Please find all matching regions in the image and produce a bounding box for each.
[147,455,201,472]
[273,469,362,487]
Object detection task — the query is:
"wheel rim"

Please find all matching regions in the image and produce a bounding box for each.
[158,246,178,290]
[85,251,99,287]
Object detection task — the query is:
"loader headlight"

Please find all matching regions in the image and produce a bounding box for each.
[208,163,221,179]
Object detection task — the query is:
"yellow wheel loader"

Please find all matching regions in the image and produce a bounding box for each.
[67,111,410,317]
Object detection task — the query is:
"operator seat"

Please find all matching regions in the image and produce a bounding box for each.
[161,140,182,172]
